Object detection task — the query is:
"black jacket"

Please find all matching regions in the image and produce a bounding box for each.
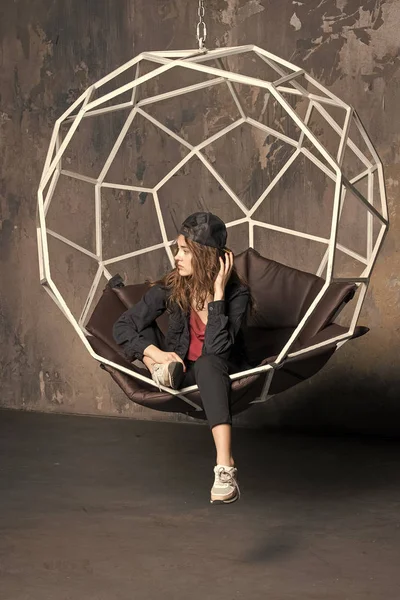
[113,280,250,365]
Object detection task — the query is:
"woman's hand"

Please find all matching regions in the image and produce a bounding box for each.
[143,345,186,371]
[214,251,234,300]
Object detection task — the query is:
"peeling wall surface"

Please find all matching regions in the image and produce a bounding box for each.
[1,0,399,434]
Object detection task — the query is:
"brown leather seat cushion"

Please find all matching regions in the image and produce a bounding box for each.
[243,326,300,367]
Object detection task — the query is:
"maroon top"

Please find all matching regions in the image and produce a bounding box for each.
[187,310,206,361]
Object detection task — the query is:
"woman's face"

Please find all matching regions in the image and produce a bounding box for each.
[174,234,193,276]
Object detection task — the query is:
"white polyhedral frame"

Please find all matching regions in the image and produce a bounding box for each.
[37,45,389,412]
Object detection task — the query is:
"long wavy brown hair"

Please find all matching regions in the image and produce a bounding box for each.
[151,237,254,315]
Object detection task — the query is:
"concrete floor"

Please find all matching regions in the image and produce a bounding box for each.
[0,409,399,600]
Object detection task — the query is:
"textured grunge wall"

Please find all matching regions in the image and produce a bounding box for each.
[0,0,399,433]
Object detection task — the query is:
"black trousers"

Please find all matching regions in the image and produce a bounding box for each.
[139,324,240,429]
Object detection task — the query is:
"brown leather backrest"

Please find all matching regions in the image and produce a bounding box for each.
[234,248,355,340]
[85,286,127,356]
[234,248,321,329]
[113,282,149,308]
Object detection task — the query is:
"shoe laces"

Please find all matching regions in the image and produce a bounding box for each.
[151,364,164,392]
[215,467,241,499]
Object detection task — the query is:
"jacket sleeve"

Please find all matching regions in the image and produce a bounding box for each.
[112,284,167,362]
[203,285,250,357]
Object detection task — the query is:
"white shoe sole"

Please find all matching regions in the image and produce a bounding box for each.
[210,491,239,504]
[167,362,184,389]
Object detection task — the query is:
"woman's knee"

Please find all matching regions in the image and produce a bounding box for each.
[194,354,229,376]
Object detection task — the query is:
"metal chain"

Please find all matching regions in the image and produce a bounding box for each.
[196,0,207,49]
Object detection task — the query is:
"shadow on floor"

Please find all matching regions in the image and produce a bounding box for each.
[0,409,399,599]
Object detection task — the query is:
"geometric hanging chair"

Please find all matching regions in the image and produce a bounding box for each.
[36,44,389,419]
[85,246,368,419]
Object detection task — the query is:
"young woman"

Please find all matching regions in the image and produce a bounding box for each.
[113,212,251,504]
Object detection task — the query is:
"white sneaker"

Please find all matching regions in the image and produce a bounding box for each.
[210,465,240,504]
[151,362,184,391]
